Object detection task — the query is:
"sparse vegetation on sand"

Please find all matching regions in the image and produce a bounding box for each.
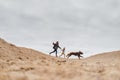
[0,38,120,80]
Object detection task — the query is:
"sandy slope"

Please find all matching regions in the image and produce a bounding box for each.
[0,38,120,80]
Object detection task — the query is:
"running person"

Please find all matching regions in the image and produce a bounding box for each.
[59,47,65,58]
[49,41,61,57]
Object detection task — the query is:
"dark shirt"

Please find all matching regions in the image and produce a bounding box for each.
[53,42,61,50]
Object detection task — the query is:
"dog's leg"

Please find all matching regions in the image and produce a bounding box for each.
[80,56,83,59]
[78,55,80,59]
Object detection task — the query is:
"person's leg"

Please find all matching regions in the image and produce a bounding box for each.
[63,54,65,58]
[49,49,56,55]
[59,54,62,58]
[59,52,63,58]
[55,50,58,57]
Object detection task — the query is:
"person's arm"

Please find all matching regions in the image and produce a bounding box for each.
[58,46,61,49]
[52,42,55,45]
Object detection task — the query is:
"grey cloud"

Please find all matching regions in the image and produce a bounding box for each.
[0,0,120,57]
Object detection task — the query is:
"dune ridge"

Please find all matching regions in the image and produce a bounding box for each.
[0,38,120,80]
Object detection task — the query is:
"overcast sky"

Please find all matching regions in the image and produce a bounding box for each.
[0,0,120,57]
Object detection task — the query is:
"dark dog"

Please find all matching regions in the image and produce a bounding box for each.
[66,51,83,59]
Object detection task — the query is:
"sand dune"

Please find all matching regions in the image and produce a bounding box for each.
[0,38,120,80]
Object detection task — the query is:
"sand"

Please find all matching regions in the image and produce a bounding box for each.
[0,38,120,80]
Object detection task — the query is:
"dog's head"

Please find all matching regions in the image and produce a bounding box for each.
[79,51,83,55]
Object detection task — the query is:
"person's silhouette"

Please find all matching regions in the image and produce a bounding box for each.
[59,47,65,58]
[49,41,61,57]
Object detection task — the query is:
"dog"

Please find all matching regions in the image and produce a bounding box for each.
[66,51,83,59]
